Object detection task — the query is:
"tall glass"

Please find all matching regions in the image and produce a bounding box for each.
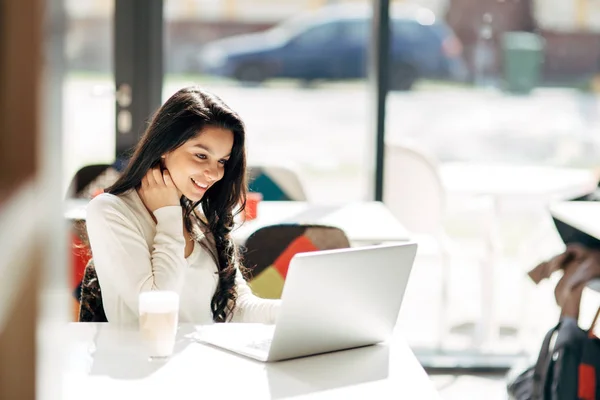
[138,291,179,360]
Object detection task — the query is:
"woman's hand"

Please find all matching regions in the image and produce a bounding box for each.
[138,167,180,213]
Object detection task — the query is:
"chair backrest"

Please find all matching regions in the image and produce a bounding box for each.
[383,142,446,235]
[66,164,120,199]
[247,165,307,201]
[69,218,92,322]
[78,259,108,322]
[242,224,350,299]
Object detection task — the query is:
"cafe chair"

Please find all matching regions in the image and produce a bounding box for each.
[383,141,495,346]
[247,165,307,201]
[67,163,120,319]
[242,224,350,299]
[71,219,90,320]
[66,163,121,199]
[78,259,108,323]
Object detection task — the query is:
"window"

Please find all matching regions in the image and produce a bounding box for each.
[63,0,115,192]
[165,1,371,203]
[387,2,600,355]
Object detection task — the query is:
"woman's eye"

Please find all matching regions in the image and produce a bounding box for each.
[219,159,228,166]
[195,154,207,160]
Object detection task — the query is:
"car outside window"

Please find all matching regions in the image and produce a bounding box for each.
[340,19,368,47]
[291,22,341,48]
[392,19,427,42]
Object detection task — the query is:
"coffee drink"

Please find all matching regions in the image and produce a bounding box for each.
[138,291,179,359]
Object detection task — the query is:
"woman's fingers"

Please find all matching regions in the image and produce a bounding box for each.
[152,167,164,186]
[163,169,175,188]
[138,166,180,212]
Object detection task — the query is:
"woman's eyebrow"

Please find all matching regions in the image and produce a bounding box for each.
[192,143,230,158]
[192,143,213,155]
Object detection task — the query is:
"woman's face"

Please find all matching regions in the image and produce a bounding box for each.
[162,126,234,202]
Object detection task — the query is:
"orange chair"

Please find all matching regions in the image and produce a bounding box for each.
[67,163,121,320]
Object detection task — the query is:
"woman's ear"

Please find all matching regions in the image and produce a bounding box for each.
[160,155,166,170]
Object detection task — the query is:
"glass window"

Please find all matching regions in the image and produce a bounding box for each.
[63,0,115,192]
[164,1,371,204]
[387,2,600,355]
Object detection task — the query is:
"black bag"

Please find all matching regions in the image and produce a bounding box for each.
[507,363,535,400]
[508,308,600,400]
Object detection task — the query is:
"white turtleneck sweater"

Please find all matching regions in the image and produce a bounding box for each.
[85,189,280,326]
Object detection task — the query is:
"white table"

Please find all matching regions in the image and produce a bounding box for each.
[440,163,597,201]
[63,323,441,399]
[233,201,411,246]
[439,163,597,348]
[65,199,411,247]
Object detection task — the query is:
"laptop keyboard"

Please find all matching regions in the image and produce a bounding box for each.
[191,324,275,355]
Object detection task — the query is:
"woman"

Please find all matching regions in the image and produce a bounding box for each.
[86,86,280,326]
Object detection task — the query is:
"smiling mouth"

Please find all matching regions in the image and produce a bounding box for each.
[191,177,208,190]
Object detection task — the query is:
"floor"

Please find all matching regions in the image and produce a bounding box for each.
[430,374,508,400]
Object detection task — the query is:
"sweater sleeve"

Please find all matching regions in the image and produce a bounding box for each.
[230,267,281,324]
[85,194,188,317]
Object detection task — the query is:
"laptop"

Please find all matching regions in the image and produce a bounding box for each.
[193,242,417,362]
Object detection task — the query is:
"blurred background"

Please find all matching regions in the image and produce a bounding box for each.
[3,0,600,398]
[65,0,600,195]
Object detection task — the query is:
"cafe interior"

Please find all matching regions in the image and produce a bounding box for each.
[2,0,600,398]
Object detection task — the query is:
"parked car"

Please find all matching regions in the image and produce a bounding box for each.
[198,4,467,90]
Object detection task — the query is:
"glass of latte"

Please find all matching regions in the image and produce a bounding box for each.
[139,291,179,360]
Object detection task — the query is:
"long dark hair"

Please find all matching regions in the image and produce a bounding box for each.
[106,86,247,322]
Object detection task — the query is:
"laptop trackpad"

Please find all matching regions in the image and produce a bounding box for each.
[192,323,276,358]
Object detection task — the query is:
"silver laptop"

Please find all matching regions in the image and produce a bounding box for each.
[194,242,417,362]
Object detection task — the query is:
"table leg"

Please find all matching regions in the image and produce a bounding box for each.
[473,195,502,349]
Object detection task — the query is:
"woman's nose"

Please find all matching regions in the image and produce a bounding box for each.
[203,163,219,181]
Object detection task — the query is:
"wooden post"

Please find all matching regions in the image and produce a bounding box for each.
[0,0,41,204]
[0,0,43,398]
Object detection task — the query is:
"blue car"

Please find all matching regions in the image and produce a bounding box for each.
[199,4,467,90]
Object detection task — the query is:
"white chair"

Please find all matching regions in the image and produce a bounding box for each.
[383,141,496,348]
[383,143,446,235]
